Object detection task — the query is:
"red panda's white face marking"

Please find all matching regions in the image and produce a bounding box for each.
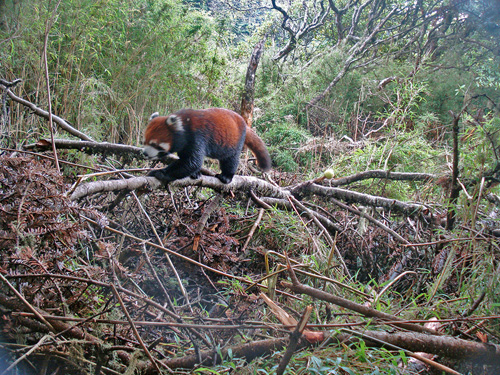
[143,141,171,160]
[167,115,183,132]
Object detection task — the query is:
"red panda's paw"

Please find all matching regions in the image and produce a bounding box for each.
[147,169,171,182]
[215,174,233,184]
[190,171,202,180]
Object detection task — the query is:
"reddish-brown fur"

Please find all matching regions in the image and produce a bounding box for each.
[143,108,271,183]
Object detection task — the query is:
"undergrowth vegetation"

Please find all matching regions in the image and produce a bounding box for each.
[1,0,500,374]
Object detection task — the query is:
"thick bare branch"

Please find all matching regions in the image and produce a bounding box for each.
[308,4,399,108]
[336,329,500,368]
[69,175,290,202]
[290,183,427,217]
[241,37,266,127]
[327,169,438,186]
[272,0,330,60]
[156,338,289,371]
[25,138,144,158]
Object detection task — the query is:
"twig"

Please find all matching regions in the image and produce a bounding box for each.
[140,244,173,306]
[241,207,265,252]
[132,190,190,309]
[276,306,313,375]
[446,110,462,230]
[3,87,94,141]
[0,79,22,145]
[111,285,163,373]
[282,276,440,335]
[0,78,22,87]
[290,196,350,276]
[42,0,62,173]
[25,138,144,157]
[0,273,56,333]
[291,183,427,218]
[0,335,52,375]
[12,312,278,330]
[287,196,326,260]
[258,196,341,234]
[257,250,371,299]
[0,146,102,171]
[43,348,124,375]
[0,293,100,343]
[82,217,278,293]
[373,271,416,306]
[330,196,412,246]
[465,291,486,317]
[193,194,221,251]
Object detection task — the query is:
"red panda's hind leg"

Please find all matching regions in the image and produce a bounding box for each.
[215,173,232,184]
[216,156,239,184]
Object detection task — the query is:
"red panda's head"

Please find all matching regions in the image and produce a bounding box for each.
[143,112,184,160]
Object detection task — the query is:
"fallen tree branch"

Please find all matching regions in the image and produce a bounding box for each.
[2,86,94,141]
[281,279,439,335]
[69,175,290,202]
[0,335,53,375]
[0,273,57,334]
[328,196,411,246]
[111,285,161,373]
[335,329,500,368]
[0,294,101,344]
[26,135,436,219]
[150,337,289,371]
[327,169,438,186]
[25,138,144,158]
[290,183,427,217]
[69,170,429,222]
[276,305,313,375]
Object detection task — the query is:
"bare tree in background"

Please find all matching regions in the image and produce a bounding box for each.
[268,0,499,109]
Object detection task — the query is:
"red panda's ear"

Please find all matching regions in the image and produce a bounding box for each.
[149,112,159,121]
[166,115,184,132]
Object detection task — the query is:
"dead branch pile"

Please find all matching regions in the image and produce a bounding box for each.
[0,153,499,375]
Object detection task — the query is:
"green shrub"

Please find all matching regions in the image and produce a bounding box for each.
[257,118,311,172]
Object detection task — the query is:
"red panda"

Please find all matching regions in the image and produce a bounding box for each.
[143,108,271,184]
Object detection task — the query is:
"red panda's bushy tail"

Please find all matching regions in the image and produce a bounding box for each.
[245,127,271,171]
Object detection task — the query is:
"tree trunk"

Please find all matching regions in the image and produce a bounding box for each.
[240,37,266,127]
[446,112,461,230]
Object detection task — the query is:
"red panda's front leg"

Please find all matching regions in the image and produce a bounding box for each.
[148,154,204,183]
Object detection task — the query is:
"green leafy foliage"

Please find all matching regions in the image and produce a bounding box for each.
[256,116,311,172]
[1,0,232,144]
[331,131,444,200]
[460,114,500,180]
